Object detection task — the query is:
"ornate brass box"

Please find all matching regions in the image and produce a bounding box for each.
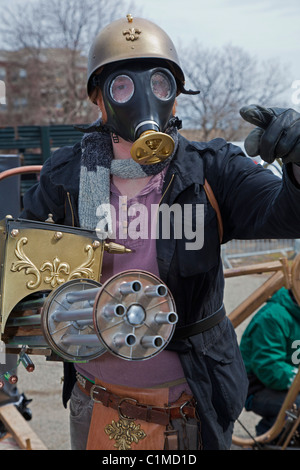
[0,216,105,338]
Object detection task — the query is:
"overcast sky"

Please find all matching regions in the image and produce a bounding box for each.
[138,0,299,106]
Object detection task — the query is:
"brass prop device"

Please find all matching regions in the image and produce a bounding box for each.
[130,131,175,165]
[0,216,178,363]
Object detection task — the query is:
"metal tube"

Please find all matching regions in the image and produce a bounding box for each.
[144,284,167,297]
[60,334,100,346]
[74,319,94,327]
[141,335,164,349]
[13,298,46,312]
[113,333,137,348]
[6,314,41,327]
[4,372,18,384]
[52,307,93,322]
[113,333,136,348]
[6,336,48,347]
[20,353,35,372]
[154,312,178,325]
[119,280,142,295]
[103,303,126,320]
[65,287,100,304]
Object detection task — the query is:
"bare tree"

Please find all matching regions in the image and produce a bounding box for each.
[0,0,138,52]
[177,42,290,141]
[0,0,139,125]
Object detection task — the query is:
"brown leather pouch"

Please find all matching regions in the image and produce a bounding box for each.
[86,379,169,450]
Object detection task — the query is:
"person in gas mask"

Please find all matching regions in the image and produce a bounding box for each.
[20,15,300,450]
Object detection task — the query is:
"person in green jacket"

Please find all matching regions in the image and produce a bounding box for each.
[240,287,300,436]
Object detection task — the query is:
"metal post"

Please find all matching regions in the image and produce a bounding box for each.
[40,126,51,162]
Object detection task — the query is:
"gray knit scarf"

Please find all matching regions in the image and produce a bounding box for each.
[78,123,179,239]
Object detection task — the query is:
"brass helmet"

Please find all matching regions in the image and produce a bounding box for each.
[87,14,192,98]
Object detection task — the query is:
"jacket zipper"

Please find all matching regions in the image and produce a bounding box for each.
[66,191,75,227]
[158,173,175,206]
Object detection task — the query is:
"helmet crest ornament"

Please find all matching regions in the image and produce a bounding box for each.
[123,14,142,41]
[123,27,141,41]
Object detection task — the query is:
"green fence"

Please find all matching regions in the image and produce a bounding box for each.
[0,124,84,195]
[0,124,84,160]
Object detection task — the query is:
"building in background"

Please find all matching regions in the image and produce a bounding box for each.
[0,48,99,127]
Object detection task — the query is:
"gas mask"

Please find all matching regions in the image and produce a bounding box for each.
[97,63,177,165]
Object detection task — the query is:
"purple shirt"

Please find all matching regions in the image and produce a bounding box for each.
[76,170,192,402]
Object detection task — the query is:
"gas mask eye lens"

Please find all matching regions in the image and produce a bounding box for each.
[110,75,134,103]
[151,72,172,100]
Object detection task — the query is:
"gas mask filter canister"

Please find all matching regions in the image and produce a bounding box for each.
[100,64,177,165]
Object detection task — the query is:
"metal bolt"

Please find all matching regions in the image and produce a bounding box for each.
[53,231,63,240]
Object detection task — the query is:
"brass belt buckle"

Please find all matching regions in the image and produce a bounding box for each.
[90,383,106,403]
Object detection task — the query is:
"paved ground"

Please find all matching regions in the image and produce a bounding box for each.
[224,273,263,447]
[0,271,267,450]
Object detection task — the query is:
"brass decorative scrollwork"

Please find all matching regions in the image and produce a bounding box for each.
[10,237,96,289]
[11,238,41,289]
[69,245,95,280]
[40,257,70,288]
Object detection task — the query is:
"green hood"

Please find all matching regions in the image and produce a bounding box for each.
[268,287,300,321]
[240,287,300,391]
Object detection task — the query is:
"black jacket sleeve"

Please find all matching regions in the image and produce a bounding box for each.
[20,143,81,224]
[205,143,300,243]
[20,157,66,222]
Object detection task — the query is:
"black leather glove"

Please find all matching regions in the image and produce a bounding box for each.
[239,104,300,165]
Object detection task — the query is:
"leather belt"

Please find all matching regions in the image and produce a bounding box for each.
[76,373,196,426]
[172,304,226,340]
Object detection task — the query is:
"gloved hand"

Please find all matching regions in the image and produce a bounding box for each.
[239,104,300,165]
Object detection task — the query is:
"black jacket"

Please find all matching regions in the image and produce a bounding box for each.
[21,133,300,449]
